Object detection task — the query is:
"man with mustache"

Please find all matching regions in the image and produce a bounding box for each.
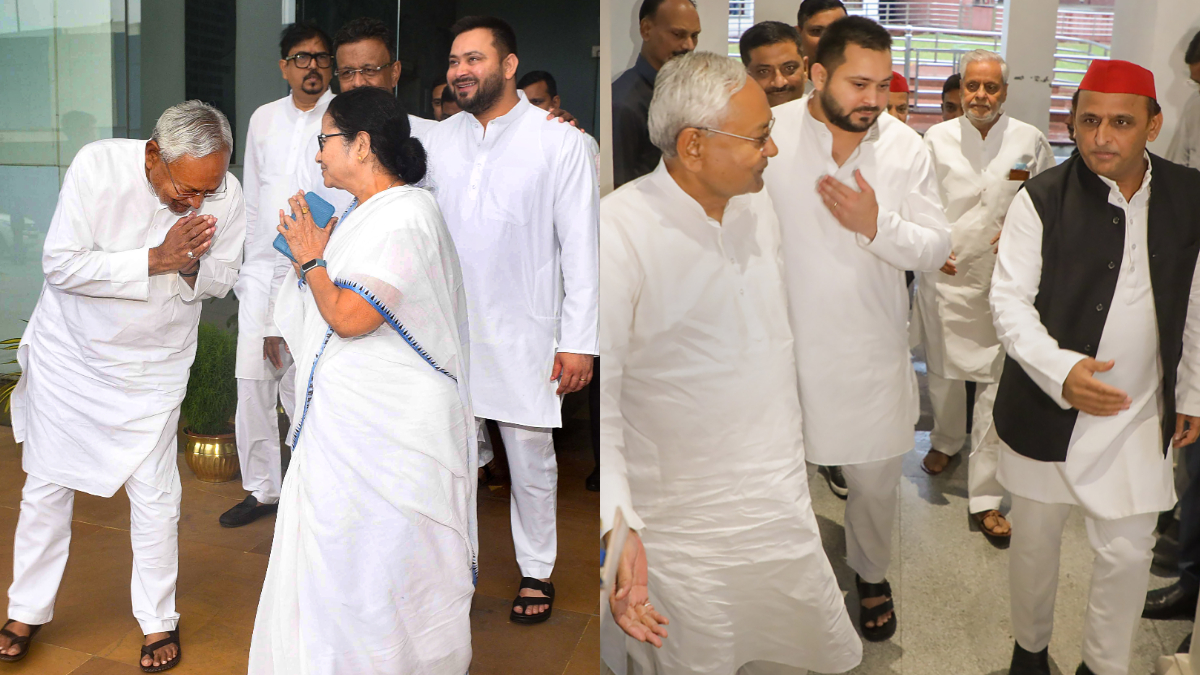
[763,15,951,643]
[739,21,807,108]
[0,101,245,670]
[423,15,599,625]
[991,58,1200,675]
[602,50,861,675]
[913,50,1053,546]
[220,21,338,531]
[331,17,437,140]
[432,82,447,120]
[612,0,700,187]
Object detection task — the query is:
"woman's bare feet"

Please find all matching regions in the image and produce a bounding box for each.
[141,631,178,669]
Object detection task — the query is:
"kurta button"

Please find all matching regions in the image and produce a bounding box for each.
[1095,303,1104,311]
[1085,344,1092,352]
[1112,217,1120,224]
[1108,261,1115,269]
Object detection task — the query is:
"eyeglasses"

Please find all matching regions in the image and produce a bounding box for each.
[695,118,776,149]
[163,159,226,200]
[284,52,332,69]
[334,62,394,81]
[317,132,349,150]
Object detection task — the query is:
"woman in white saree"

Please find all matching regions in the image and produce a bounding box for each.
[248,86,476,674]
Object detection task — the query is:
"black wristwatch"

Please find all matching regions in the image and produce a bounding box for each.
[300,258,327,281]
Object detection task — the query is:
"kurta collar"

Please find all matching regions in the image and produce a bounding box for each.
[634,53,658,87]
[799,91,882,145]
[288,88,334,116]
[465,90,533,136]
[1097,151,1153,206]
[646,160,723,228]
[959,112,1009,145]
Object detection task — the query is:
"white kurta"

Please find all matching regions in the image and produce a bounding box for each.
[251,186,475,674]
[11,139,245,497]
[238,90,338,378]
[764,95,952,465]
[1167,92,1200,170]
[423,92,599,428]
[600,162,862,675]
[991,159,1200,520]
[914,114,1054,381]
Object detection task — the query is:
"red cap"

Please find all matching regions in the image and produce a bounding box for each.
[1079,59,1156,100]
[890,72,909,93]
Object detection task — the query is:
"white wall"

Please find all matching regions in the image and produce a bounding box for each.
[999,0,1058,136]
[753,0,795,25]
[1111,0,1200,155]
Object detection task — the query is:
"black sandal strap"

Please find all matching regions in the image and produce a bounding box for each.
[0,629,21,643]
[140,632,180,656]
[860,598,895,623]
[518,577,555,598]
[855,575,892,600]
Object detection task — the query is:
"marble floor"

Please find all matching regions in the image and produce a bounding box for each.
[0,392,600,674]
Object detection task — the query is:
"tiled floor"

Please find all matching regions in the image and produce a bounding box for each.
[603,352,1191,674]
[0,393,600,674]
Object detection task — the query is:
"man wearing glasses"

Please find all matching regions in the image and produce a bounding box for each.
[331,17,438,140]
[220,21,342,530]
[0,101,245,670]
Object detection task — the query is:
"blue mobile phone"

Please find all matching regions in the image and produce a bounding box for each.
[273,191,336,263]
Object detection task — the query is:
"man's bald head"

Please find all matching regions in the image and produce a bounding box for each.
[639,0,701,71]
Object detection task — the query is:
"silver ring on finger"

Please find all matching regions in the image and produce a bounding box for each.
[186,250,195,259]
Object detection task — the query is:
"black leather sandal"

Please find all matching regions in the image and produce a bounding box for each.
[855,574,897,642]
[140,629,181,672]
[0,620,41,662]
[510,577,555,625]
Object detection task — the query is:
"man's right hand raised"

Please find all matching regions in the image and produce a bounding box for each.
[1062,357,1132,416]
[149,214,215,275]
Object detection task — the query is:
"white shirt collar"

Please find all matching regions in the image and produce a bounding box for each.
[1097,150,1153,206]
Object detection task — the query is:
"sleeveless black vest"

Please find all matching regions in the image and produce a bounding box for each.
[993,153,1200,462]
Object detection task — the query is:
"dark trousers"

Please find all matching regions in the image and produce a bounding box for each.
[1180,446,1200,591]
[590,356,600,468]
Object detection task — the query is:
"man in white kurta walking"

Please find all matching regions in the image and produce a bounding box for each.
[424,16,598,623]
[602,50,861,675]
[1167,31,1200,170]
[4,101,245,670]
[763,16,951,642]
[222,21,336,529]
[914,50,1054,544]
[991,60,1200,675]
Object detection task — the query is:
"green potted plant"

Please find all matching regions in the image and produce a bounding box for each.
[0,336,20,428]
[181,322,240,482]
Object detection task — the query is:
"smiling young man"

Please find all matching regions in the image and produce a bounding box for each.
[423,15,599,626]
[763,15,951,644]
[991,59,1200,675]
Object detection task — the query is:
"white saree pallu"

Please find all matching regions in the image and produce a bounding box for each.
[249,185,477,675]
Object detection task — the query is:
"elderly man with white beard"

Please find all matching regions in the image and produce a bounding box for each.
[602,50,861,675]
[3,101,245,671]
[912,50,1054,544]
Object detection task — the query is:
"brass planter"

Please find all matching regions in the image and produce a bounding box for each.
[182,427,240,483]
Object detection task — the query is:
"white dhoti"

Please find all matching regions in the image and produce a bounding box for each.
[842,456,904,583]
[478,420,557,579]
[1009,496,1156,675]
[9,411,183,635]
[235,362,296,505]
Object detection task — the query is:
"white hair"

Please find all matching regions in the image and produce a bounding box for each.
[648,51,748,158]
[151,100,233,162]
[958,49,1008,84]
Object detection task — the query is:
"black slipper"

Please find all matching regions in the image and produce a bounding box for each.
[140,629,181,672]
[0,620,41,662]
[510,577,554,625]
[855,574,897,642]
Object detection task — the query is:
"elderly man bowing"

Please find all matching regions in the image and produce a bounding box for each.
[602,51,861,675]
[4,101,245,671]
[992,60,1200,675]
[914,50,1054,544]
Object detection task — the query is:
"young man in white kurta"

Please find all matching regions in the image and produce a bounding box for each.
[601,51,861,675]
[424,18,599,614]
[991,60,1200,674]
[7,106,245,666]
[914,51,1054,528]
[762,18,951,636]
[228,24,337,527]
